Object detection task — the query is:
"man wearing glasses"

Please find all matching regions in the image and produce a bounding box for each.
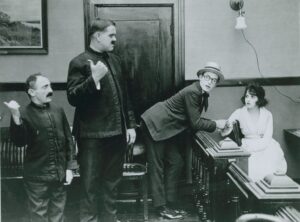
[141,61,227,219]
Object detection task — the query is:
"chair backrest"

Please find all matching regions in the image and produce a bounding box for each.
[1,127,27,179]
[122,131,147,175]
[124,141,146,163]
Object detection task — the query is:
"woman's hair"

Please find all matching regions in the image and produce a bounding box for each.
[241,83,268,107]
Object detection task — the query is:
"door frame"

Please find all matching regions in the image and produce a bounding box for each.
[83,0,185,88]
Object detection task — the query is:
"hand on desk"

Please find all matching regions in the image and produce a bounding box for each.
[215,119,227,130]
[220,120,234,136]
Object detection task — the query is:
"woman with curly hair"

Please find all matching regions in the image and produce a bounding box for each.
[221,83,287,181]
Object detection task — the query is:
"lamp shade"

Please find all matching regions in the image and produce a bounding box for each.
[230,0,244,11]
[235,15,247,30]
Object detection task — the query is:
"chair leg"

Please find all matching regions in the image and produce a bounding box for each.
[142,175,148,221]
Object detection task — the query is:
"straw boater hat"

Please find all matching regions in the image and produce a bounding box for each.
[196,61,224,82]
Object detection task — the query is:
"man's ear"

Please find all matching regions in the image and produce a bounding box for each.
[28,88,35,97]
[94,32,101,40]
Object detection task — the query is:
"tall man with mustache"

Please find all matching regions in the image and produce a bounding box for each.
[4,73,78,222]
[67,19,136,222]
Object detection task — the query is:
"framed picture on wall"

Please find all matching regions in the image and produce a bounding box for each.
[0,0,48,55]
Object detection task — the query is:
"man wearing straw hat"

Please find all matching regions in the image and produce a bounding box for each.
[141,61,227,219]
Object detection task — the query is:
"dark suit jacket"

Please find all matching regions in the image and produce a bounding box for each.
[67,48,136,139]
[10,102,78,181]
[141,82,216,141]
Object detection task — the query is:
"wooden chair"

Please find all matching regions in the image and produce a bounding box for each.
[0,127,27,180]
[121,140,148,221]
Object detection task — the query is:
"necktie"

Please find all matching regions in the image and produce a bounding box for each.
[200,92,209,113]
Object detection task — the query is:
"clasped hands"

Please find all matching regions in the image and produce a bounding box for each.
[215,119,227,130]
[215,119,234,136]
[221,120,235,136]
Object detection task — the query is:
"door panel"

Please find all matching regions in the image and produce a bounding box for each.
[92,6,174,120]
[115,20,161,116]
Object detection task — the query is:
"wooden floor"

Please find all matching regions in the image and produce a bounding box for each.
[64,201,198,222]
[116,200,198,222]
[1,179,199,222]
[2,196,199,222]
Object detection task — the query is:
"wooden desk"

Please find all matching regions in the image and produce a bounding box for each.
[227,162,300,221]
[284,129,300,180]
[191,131,249,222]
[191,130,300,221]
[284,129,300,150]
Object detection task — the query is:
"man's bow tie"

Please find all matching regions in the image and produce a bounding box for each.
[201,92,209,112]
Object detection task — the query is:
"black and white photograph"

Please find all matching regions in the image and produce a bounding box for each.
[1,0,300,221]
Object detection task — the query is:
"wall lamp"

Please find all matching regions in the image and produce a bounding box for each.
[230,0,247,30]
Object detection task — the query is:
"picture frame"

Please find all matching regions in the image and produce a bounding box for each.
[0,0,48,55]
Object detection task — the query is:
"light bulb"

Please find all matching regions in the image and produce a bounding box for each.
[235,14,247,30]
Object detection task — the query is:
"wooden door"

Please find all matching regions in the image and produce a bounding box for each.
[85,1,184,120]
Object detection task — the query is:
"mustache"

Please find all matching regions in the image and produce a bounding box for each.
[111,41,116,45]
[46,92,53,97]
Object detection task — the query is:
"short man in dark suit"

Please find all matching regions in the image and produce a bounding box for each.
[141,61,227,219]
[4,73,78,222]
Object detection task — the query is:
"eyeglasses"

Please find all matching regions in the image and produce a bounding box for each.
[203,74,218,84]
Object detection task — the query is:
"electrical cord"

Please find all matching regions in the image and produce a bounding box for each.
[241,29,300,103]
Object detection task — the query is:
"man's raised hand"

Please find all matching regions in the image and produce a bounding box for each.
[88,59,108,83]
[4,100,21,124]
[4,101,20,116]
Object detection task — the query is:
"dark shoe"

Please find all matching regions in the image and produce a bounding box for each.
[157,206,183,219]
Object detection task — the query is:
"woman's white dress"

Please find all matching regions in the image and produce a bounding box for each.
[226,106,287,181]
